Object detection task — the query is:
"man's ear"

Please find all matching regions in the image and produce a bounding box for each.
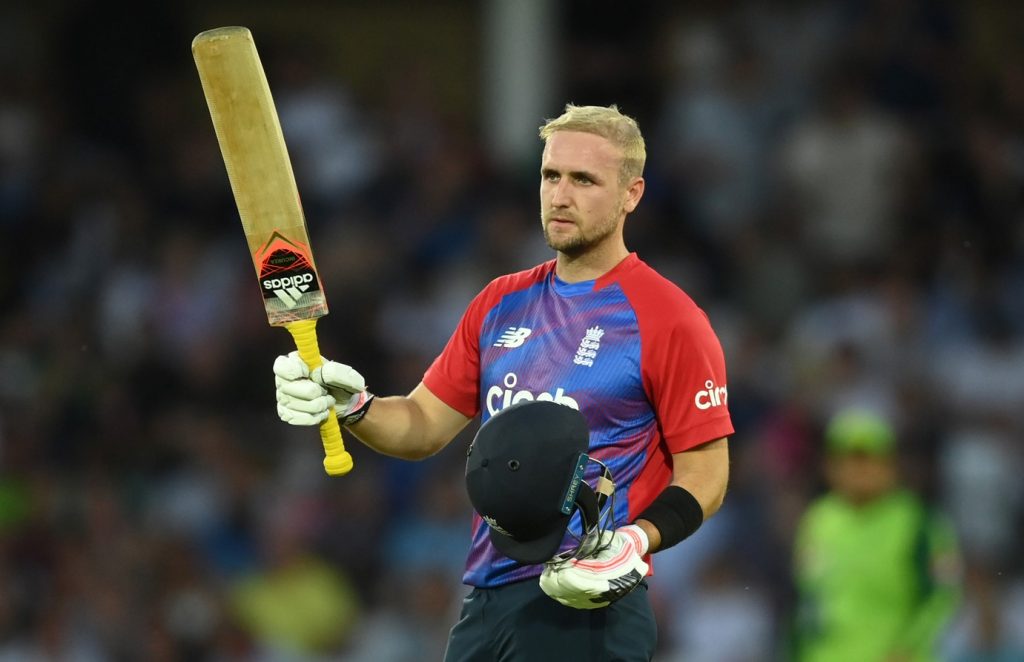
[623,177,645,213]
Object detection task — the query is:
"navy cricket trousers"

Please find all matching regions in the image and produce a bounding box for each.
[443,578,656,661]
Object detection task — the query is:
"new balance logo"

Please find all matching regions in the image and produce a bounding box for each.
[494,327,532,348]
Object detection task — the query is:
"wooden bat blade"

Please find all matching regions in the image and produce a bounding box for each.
[192,26,328,326]
[193,27,352,476]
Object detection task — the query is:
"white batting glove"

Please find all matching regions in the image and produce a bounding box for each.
[274,352,374,426]
[539,525,650,610]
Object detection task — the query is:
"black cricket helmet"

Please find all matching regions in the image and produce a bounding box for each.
[465,400,613,564]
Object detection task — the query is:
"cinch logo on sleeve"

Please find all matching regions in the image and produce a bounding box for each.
[694,380,728,410]
[486,372,578,415]
[494,327,533,348]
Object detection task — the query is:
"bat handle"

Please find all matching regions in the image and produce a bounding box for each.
[285,319,354,476]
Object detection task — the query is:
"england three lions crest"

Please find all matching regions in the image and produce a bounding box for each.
[574,326,604,367]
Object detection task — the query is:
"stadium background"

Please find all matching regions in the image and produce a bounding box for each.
[0,1,1022,659]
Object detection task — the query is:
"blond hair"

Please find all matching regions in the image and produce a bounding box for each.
[538,104,646,185]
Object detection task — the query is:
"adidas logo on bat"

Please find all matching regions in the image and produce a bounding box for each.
[262,273,314,290]
[262,273,314,308]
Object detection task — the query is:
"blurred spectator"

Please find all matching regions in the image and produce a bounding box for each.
[940,424,1023,570]
[271,36,380,210]
[779,56,916,271]
[228,497,361,658]
[344,571,463,662]
[943,570,1024,662]
[654,18,779,242]
[658,553,775,662]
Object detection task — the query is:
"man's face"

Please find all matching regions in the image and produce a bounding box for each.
[826,452,898,505]
[539,131,639,257]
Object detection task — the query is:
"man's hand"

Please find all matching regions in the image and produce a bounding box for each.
[539,525,649,610]
[274,352,374,426]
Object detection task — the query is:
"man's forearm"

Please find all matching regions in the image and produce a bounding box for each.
[345,384,471,461]
[346,395,447,460]
[637,438,730,553]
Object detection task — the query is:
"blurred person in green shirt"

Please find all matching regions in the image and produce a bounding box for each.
[791,408,962,662]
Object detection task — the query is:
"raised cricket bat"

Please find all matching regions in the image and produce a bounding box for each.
[192,26,353,476]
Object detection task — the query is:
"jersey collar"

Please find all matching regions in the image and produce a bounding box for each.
[550,253,640,296]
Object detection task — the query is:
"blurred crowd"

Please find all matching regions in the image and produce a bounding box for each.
[1,1,1023,660]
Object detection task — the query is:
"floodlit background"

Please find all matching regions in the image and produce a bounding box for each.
[1,1,1022,660]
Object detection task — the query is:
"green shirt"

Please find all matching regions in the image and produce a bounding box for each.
[792,489,961,662]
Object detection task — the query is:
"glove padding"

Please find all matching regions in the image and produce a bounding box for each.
[274,352,373,426]
[539,525,650,610]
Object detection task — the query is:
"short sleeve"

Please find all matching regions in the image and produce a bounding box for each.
[646,309,734,452]
[617,266,734,452]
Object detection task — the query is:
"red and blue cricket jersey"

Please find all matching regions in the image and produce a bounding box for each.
[423,253,734,588]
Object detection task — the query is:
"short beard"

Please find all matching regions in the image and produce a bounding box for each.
[543,227,589,257]
[542,206,623,257]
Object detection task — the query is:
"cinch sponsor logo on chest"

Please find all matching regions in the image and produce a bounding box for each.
[486,372,578,415]
[694,379,728,410]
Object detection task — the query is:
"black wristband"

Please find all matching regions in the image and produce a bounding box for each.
[636,485,704,551]
[340,393,375,426]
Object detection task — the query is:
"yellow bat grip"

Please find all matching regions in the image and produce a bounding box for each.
[286,319,354,476]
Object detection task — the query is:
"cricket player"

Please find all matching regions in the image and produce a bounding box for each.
[274,104,733,660]
[792,408,962,662]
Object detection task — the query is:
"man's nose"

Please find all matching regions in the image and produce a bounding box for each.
[550,179,571,207]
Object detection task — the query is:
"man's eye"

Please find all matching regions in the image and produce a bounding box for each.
[574,175,592,185]
[544,172,560,182]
